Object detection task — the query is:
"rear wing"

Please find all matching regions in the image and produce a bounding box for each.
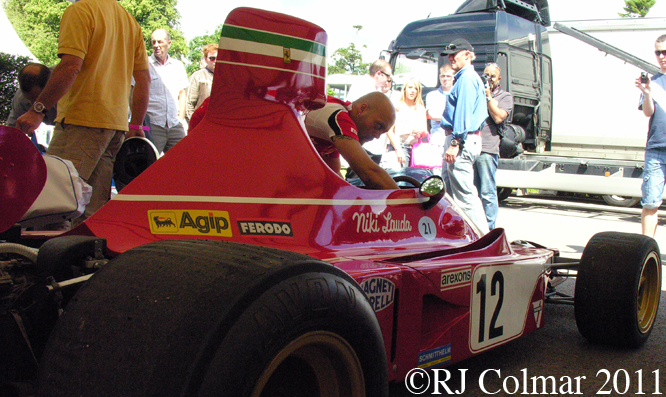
[553,22,659,75]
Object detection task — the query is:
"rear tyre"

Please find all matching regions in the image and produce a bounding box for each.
[601,195,640,208]
[37,240,387,397]
[575,232,661,347]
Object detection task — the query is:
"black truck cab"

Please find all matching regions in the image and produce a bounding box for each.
[387,0,552,152]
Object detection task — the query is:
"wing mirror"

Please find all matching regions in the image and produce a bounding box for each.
[420,175,445,210]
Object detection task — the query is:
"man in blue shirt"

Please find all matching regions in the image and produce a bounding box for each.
[440,38,489,234]
[637,34,666,237]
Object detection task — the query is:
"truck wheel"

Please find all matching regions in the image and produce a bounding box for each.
[601,195,640,208]
[37,240,387,397]
[574,232,661,347]
[497,187,512,202]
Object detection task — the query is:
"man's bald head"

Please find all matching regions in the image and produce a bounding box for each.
[19,63,51,103]
[350,92,396,144]
[151,29,172,63]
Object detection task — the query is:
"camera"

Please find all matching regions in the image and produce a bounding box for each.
[641,72,650,84]
[481,74,489,88]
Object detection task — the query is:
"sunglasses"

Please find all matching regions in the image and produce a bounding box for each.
[379,70,393,83]
[208,56,217,61]
[655,50,666,57]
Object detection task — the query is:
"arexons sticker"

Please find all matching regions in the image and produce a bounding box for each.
[237,220,293,237]
[148,210,232,237]
[359,277,395,312]
[441,266,472,291]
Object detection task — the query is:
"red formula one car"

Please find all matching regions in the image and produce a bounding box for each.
[0,7,661,397]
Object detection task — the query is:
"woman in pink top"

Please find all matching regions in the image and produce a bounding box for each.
[386,77,428,168]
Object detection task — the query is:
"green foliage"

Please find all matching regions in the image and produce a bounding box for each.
[0,52,31,123]
[4,0,68,65]
[619,0,656,17]
[185,25,222,75]
[4,0,188,65]
[328,43,368,76]
[119,0,187,59]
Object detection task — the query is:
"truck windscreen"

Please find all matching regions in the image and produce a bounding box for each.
[392,52,439,92]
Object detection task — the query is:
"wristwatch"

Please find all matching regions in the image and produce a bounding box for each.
[450,139,460,147]
[32,101,48,115]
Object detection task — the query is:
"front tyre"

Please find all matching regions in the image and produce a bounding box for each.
[575,232,661,347]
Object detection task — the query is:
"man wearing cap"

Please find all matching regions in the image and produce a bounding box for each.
[440,38,489,234]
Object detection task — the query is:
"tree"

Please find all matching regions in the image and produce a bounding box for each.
[4,0,188,65]
[185,25,222,75]
[119,0,187,59]
[3,0,68,65]
[0,52,31,123]
[328,43,368,76]
[618,0,656,17]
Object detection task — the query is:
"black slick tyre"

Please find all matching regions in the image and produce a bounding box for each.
[36,240,388,397]
[574,232,661,347]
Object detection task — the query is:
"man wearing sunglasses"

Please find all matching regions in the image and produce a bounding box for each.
[347,59,393,102]
[186,43,218,123]
[636,34,666,238]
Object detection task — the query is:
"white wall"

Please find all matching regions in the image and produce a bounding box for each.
[548,18,665,145]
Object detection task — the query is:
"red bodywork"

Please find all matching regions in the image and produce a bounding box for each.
[1,7,553,382]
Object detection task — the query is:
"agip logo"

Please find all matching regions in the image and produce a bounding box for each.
[148,210,232,237]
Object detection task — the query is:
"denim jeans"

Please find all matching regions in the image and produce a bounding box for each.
[474,152,499,229]
[641,148,666,209]
[400,143,413,168]
[441,134,489,234]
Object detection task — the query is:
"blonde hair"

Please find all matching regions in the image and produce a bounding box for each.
[398,78,424,108]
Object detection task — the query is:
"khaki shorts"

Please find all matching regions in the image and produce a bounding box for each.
[47,122,124,220]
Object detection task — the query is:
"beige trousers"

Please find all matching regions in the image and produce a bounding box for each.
[47,123,124,224]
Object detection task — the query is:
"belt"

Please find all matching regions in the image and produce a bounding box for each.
[444,130,480,136]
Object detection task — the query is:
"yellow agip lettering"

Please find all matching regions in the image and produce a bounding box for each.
[148,210,232,237]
